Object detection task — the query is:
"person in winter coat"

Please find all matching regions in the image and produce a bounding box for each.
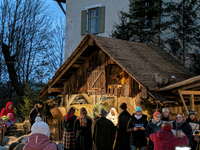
[127,106,148,150]
[92,108,116,150]
[73,107,93,150]
[29,102,43,126]
[172,113,192,140]
[150,121,189,150]
[161,108,170,121]
[146,111,162,150]
[186,110,199,150]
[106,108,119,126]
[0,102,15,123]
[62,107,77,150]
[114,103,131,150]
[23,117,57,150]
[93,96,111,119]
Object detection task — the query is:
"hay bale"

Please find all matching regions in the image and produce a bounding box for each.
[68,104,94,117]
[8,142,19,150]
[50,107,66,122]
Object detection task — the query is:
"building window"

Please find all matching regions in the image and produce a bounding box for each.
[81,6,105,36]
[88,8,99,34]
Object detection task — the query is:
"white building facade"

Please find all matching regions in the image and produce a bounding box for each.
[65,0,130,59]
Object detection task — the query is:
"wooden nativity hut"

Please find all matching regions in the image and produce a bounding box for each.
[38,34,200,139]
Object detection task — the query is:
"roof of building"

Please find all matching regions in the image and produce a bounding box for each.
[38,34,196,97]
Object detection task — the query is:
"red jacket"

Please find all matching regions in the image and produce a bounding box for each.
[0,102,15,122]
[23,133,57,150]
[150,129,189,150]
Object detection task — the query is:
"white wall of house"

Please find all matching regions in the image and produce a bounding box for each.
[65,0,130,60]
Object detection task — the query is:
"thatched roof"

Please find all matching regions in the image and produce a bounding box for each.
[38,34,196,97]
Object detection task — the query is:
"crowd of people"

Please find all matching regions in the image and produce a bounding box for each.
[61,96,199,150]
[0,98,199,150]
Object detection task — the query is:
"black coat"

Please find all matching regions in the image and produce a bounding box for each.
[186,116,199,150]
[114,110,131,150]
[127,114,148,147]
[172,120,192,140]
[146,120,162,150]
[63,115,77,132]
[73,118,93,150]
[92,117,116,150]
[29,105,42,126]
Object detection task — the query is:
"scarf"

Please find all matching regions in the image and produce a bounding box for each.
[65,113,74,121]
[135,115,142,120]
[152,119,162,127]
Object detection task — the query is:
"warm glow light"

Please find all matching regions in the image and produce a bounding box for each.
[118,85,122,88]
[175,147,191,150]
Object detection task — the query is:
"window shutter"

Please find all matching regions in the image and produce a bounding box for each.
[98,6,105,33]
[81,10,87,35]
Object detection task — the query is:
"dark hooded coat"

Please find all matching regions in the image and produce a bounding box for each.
[114,110,131,150]
[186,114,199,150]
[29,104,42,126]
[73,118,93,150]
[127,114,148,147]
[92,117,116,150]
[172,120,192,140]
[146,119,162,150]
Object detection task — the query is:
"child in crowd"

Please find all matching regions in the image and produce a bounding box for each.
[2,115,11,134]
[7,113,14,126]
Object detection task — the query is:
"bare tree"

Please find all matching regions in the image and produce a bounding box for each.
[0,0,54,96]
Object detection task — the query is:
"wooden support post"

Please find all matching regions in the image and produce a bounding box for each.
[178,89,189,115]
[62,82,67,107]
[82,94,93,104]
[114,96,118,112]
[190,94,195,111]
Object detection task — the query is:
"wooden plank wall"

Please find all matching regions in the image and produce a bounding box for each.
[169,104,200,120]
[66,49,106,95]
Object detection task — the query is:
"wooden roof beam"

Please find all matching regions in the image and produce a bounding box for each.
[180,82,200,90]
[48,87,63,93]
[180,90,200,95]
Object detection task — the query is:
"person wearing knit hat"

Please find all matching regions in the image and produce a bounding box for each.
[150,121,189,150]
[161,108,170,121]
[114,103,131,150]
[31,117,50,137]
[7,113,13,126]
[91,108,116,150]
[186,110,197,124]
[186,110,198,150]
[2,115,11,134]
[23,117,57,150]
[0,102,15,123]
[127,106,148,150]
[146,111,162,150]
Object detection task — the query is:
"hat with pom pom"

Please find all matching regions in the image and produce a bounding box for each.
[2,116,7,121]
[7,113,13,120]
[31,117,50,138]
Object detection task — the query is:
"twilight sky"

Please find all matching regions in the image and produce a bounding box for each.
[47,0,66,19]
